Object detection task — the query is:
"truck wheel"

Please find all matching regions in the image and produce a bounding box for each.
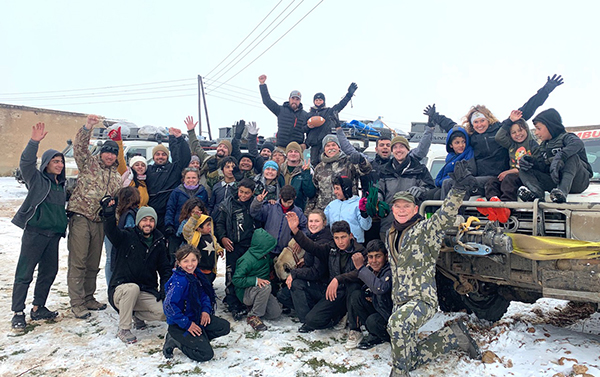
[462,282,510,322]
[436,271,468,313]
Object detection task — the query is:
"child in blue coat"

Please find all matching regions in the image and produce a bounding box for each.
[163,245,230,362]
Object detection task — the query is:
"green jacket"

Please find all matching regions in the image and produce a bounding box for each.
[232,228,277,302]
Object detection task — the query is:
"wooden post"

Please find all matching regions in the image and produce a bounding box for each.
[199,76,212,141]
[197,75,203,137]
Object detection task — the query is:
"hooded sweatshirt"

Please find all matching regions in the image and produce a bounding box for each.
[435,127,474,187]
[232,229,277,302]
[12,141,67,235]
[495,118,538,169]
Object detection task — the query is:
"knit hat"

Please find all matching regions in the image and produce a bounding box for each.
[285,142,303,155]
[263,160,279,172]
[100,140,119,156]
[334,175,353,200]
[136,206,157,225]
[260,142,275,153]
[272,147,287,157]
[289,90,302,99]
[218,139,233,154]
[532,108,565,138]
[322,134,340,149]
[152,144,170,159]
[190,155,200,163]
[314,92,325,102]
[129,155,147,168]
[392,191,416,204]
[390,136,410,151]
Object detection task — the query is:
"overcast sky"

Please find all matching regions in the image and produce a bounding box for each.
[1,0,598,140]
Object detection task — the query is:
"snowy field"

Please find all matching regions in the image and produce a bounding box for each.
[0,176,599,377]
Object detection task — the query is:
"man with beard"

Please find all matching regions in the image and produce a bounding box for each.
[280,142,315,211]
[102,203,171,344]
[146,127,191,233]
[259,74,308,148]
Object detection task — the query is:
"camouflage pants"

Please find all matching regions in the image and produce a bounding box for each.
[387,299,458,373]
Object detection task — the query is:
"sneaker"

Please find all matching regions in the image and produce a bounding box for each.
[489,196,510,223]
[357,334,385,350]
[30,306,58,321]
[550,188,567,203]
[232,307,248,321]
[518,186,537,202]
[132,314,147,330]
[85,299,107,311]
[11,313,26,331]
[449,321,481,360]
[117,329,138,344]
[345,330,364,349]
[298,323,315,333]
[162,332,179,358]
[334,314,348,331]
[247,315,267,331]
[71,305,91,319]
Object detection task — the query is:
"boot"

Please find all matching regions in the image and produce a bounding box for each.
[162,332,180,358]
[450,321,481,360]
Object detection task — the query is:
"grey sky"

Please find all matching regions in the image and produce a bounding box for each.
[1,0,598,139]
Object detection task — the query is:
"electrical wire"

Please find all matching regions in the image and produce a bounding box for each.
[40,93,197,107]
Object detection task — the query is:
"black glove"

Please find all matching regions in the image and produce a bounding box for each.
[347,82,358,96]
[234,120,245,139]
[207,157,218,172]
[519,155,534,172]
[100,195,117,217]
[543,74,564,93]
[349,153,365,164]
[550,152,565,184]
[423,104,438,127]
[407,186,426,200]
[164,226,176,238]
[360,209,369,218]
[449,160,477,192]
[157,290,165,302]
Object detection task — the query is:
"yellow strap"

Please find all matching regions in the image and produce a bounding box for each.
[508,233,600,260]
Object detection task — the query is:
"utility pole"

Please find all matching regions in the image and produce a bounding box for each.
[197,75,203,137]
[199,75,212,141]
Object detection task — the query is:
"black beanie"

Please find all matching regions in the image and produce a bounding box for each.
[261,142,275,152]
[335,175,353,200]
[100,140,119,156]
[314,92,325,104]
[533,108,565,138]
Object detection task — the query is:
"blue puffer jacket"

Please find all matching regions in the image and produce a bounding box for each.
[435,127,474,187]
[163,266,216,331]
[165,184,208,229]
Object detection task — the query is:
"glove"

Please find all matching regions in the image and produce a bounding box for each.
[349,153,365,164]
[100,195,117,217]
[347,82,358,96]
[164,226,176,238]
[108,127,122,141]
[550,152,565,184]
[543,74,564,93]
[423,104,436,118]
[407,186,426,200]
[519,155,534,172]
[234,120,245,139]
[449,160,477,192]
[207,157,218,172]
[246,121,259,136]
[359,197,367,212]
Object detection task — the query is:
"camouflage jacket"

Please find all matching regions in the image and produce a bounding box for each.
[385,189,463,308]
[67,126,122,222]
[306,152,371,213]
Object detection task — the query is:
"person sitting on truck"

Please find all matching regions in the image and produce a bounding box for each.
[433,126,475,200]
[146,127,192,234]
[305,83,358,166]
[518,108,593,203]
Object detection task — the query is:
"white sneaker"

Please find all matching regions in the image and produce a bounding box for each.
[334,314,347,330]
[345,330,364,349]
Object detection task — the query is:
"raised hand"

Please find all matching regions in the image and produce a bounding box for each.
[423,104,436,118]
[256,189,268,202]
[184,116,198,131]
[85,114,100,130]
[246,121,259,135]
[31,122,48,142]
[258,74,267,84]
[169,127,182,138]
[108,126,122,141]
[347,82,358,96]
[285,212,300,234]
[544,74,564,92]
[509,110,523,123]
[352,253,364,270]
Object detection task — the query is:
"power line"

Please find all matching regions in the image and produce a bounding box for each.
[207,0,324,94]
[205,0,284,77]
[39,93,197,107]
[205,93,265,110]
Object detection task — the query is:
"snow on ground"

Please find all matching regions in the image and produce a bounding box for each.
[0,177,599,377]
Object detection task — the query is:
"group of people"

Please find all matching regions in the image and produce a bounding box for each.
[9,73,592,377]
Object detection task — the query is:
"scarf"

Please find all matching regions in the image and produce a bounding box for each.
[320,150,346,164]
[392,213,422,233]
[184,183,200,190]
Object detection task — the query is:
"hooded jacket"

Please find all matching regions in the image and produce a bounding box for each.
[232,229,277,302]
[324,196,372,243]
[215,194,257,248]
[495,118,538,169]
[182,214,223,273]
[12,140,67,234]
[260,84,309,147]
[435,127,475,187]
[165,183,209,230]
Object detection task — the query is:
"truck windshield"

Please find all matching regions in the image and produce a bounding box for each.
[584,138,600,181]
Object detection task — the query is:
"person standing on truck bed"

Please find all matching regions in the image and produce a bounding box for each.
[67,114,122,319]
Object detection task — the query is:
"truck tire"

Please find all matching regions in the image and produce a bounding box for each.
[461,282,510,322]
[435,271,468,313]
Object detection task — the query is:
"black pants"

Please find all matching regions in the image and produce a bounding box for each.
[304,283,360,329]
[167,235,184,266]
[277,279,326,323]
[224,243,248,311]
[167,315,230,362]
[519,155,590,199]
[485,173,522,201]
[347,289,390,341]
[12,229,61,313]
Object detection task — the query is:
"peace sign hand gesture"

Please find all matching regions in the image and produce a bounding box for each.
[256,189,268,202]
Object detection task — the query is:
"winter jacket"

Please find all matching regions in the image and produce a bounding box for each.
[67,126,121,222]
[250,198,307,255]
[146,135,192,226]
[358,262,393,320]
[280,162,316,210]
[260,83,309,147]
[377,155,435,232]
[182,214,223,274]
[386,188,463,308]
[104,213,172,310]
[208,180,237,221]
[164,266,216,331]
[115,140,149,207]
[307,151,372,213]
[253,174,285,203]
[324,196,372,243]
[435,127,475,187]
[495,118,538,169]
[12,141,67,235]
[165,184,209,229]
[232,229,277,302]
[215,195,256,248]
[290,227,332,284]
[233,131,264,174]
